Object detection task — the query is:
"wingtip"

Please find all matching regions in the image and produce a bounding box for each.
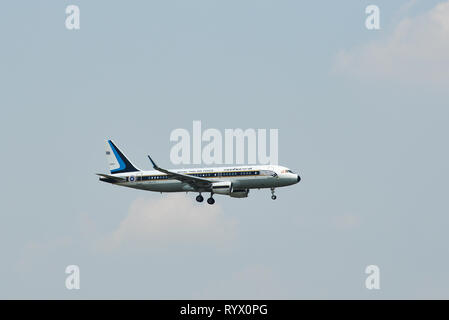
[147,155,157,168]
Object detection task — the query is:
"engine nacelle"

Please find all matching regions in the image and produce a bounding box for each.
[211,181,232,195]
[230,189,249,198]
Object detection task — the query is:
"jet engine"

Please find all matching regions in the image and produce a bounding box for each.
[230,189,249,198]
[211,181,232,195]
[211,182,249,198]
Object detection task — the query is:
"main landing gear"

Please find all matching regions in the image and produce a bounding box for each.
[196,193,215,205]
[271,188,277,200]
[196,194,204,202]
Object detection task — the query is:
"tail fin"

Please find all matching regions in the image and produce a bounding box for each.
[105,140,140,174]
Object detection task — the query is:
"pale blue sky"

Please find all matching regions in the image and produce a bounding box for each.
[1,0,448,298]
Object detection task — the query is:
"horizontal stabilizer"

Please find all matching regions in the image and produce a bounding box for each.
[96,173,127,184]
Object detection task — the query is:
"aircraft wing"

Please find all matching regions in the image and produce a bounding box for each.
[147,155,213,189]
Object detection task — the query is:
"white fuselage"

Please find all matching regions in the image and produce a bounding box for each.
[112,164,299,193]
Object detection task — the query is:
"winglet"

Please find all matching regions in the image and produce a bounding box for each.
[147,155,158,169]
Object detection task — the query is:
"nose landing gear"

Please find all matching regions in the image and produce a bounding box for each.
[271,188,277,200]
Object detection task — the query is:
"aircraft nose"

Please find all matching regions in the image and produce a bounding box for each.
[297,175,301,182]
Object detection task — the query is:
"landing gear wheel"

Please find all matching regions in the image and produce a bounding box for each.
[196,195,204,203]
[270,188,277,200]
[207,197,215,205]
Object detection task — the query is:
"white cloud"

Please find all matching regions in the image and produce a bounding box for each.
[97,194,237,252]
[334,1,449,85]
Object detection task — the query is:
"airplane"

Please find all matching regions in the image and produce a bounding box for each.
[97,140,301,204]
